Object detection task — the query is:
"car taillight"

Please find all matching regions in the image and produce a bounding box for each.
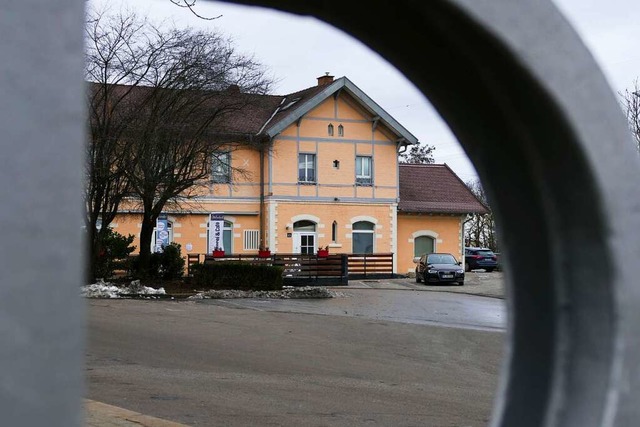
[472,255,482,259]
[491,255,497,260]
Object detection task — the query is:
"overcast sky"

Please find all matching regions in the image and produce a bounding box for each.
[88,0,640,182]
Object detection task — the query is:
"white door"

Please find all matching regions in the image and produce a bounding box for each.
[293,232,316,254]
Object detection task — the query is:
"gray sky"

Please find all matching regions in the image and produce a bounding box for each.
[88,0,640,182]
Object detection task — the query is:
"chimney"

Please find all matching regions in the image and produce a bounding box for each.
[317,72,334,86]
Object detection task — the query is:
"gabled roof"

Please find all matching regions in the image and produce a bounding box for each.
[398,164,488,215]
[86,81,284,138]
[263,77,419,145]
[87,76,419,145]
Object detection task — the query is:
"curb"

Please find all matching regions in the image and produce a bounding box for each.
[85,399,189,427]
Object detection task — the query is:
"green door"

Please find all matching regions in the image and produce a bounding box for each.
[414,236,435,257]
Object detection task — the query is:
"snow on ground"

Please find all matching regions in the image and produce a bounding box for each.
[82,280,342,299]
[189,286,344,300]
[81,280,166,298]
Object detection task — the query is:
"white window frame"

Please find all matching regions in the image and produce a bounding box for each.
[352,220,375,254]
[356,155,373,186]
[298,153,316,183]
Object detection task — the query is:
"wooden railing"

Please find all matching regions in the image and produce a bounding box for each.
[187,252,395,282]
[187,253,348,286]
[347,253,394,278]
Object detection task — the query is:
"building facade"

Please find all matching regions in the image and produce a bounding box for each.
[110,75,486,274]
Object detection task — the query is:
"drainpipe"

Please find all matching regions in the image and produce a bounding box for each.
[259,137,265,250]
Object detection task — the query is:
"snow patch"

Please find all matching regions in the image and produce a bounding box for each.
[82,279,166,299]
[188,286,344,300]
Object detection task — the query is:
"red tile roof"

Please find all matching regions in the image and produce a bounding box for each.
[399,164,488,214]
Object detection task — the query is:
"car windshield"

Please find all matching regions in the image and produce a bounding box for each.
[477,250,494,257]
[427,254,457,265]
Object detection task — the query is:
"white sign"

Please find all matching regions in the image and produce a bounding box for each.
[208,212,224,253]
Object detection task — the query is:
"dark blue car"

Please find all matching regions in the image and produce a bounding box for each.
[415,253,465,285]
[464,247,498,272]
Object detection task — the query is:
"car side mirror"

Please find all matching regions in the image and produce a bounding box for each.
[458,261,462,265]
[413,257,421,264]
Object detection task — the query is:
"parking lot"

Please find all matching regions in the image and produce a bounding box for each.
[347,270,505,299]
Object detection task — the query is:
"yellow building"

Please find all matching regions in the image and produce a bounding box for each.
[112,75,486,274]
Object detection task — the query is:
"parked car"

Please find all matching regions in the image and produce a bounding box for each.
[464,247,498,272]
[414,253,464,285]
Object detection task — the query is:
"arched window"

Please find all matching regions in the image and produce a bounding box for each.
[293,220,316,232]
[414,235,435,257]
[332,221,338,243]
[327,123,334,136]
[207,220,233,253]
[338,124,344,137]
[352,221,374,254]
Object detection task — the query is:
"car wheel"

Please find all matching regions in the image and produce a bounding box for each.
[465,263,471,272]
[458,281,464,286]
[415,272,421,283]
[485,268,494,273]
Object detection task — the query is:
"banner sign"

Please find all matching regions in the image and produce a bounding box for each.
[155,213,169,253]
[208,212,224,253]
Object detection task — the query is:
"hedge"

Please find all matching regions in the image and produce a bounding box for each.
[191,262,283,291]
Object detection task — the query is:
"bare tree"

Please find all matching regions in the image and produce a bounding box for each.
[621,80,640,152]
[85,10,151,280]
[399,142,436,164]
[85,9,274,276]
[464,180,497,251]
[169,0,222,20]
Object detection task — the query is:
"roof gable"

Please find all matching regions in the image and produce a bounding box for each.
[263,77,418,145]
[398,164,488,214]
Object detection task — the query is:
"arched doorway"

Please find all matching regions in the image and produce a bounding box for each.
[292,220,316,254]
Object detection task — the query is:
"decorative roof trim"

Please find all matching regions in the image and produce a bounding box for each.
[264,77,419,145]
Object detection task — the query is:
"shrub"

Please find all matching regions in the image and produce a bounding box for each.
[191,262,283,291]
[131,242,185,279]
[156,243,185,279]
[93,229,136,279]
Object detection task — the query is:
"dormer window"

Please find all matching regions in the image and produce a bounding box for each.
[328,123,334,136]
[338,124,344,137]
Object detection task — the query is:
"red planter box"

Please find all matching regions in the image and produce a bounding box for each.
[258,250,271,258]
[212,250,225,258]
[317,250,329,258]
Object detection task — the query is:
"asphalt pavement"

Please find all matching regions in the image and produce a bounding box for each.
[206,286,506,331]
[86,274,506,426]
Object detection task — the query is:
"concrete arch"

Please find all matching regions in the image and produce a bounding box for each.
[349,215,378,225]
[223,1,640,426]
[290,214,320,224]
[5,1,640,426]
[411,230,439,239]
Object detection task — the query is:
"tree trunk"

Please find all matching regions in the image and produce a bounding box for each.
[87,224,99,282]
[138,212,156,277]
